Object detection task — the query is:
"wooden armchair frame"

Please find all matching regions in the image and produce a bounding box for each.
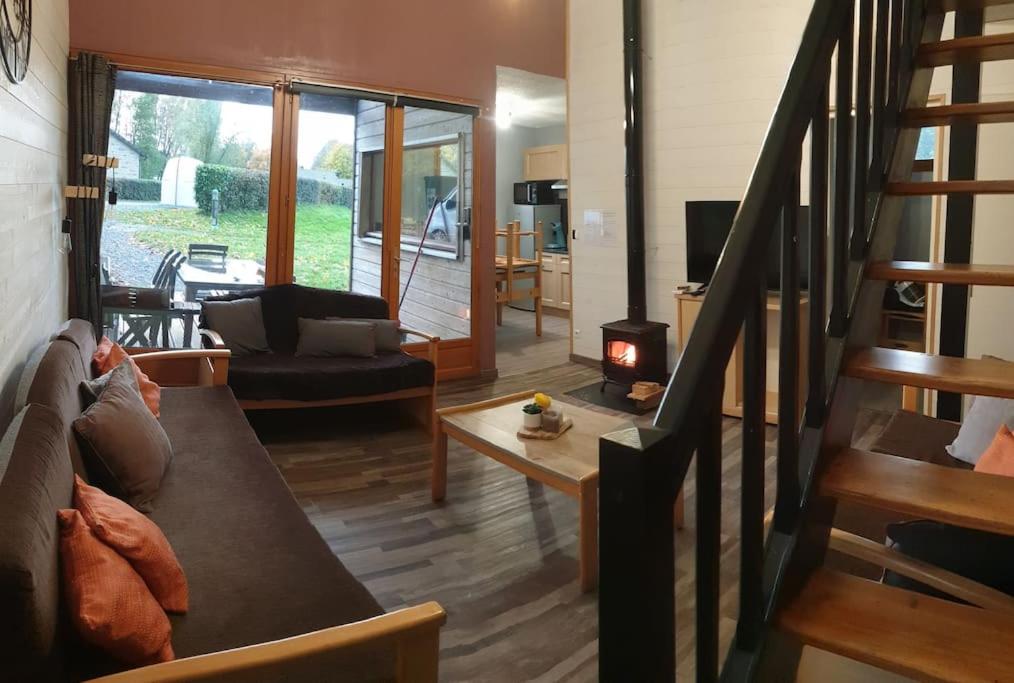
[200,326,440,436]
[125,347,231,387]
[85,602,446,682]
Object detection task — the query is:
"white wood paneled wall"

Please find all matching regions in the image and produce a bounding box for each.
[0,0,69,427]
[567,0,812,363]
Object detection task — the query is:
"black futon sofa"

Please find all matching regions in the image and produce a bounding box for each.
[201,285,438,432]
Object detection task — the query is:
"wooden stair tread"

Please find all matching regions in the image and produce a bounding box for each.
[928,0,1014,11]
[778,568,1014,683]
[886,179,1014,195]
[903,101,1014,126]
[844,347,1014,398]
[918,32,1014,67]
[822,449,1014,535]
[868,260,1014,285]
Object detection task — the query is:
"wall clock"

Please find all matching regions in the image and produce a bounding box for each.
[0,0,31,84]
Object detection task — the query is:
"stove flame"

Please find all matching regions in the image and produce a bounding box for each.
[607,341,638,368]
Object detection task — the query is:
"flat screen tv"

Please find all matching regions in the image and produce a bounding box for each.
[686,200,810,291]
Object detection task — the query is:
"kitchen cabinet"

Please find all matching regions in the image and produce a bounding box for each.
[541,253,571,311]
[523,144,568,181]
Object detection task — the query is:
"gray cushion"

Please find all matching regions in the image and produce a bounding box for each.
[330,317,401,352]
[203,297,270,356]
[946,396,1014,465]
[296,319,376,358]
[80,358,141,409]
[72,363,173,512]
[0,405,74,681]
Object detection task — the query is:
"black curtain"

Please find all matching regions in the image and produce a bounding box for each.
[67,53,117,337]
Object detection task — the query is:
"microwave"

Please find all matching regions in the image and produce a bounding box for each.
[514,181,557,205]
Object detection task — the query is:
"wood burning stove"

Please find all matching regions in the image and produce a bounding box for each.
[599,0,669,389]
[601,319,669,387]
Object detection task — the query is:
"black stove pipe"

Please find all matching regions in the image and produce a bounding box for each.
[622,0,647,325]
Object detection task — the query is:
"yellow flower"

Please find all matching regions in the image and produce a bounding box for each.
[534,393,552,409]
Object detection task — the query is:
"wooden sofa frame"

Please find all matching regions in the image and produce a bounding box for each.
[105,347,447,682]
[199,326,440,435]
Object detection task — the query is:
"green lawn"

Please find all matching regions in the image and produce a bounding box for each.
[109,204,352,290]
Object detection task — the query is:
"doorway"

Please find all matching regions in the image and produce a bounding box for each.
[494,66,570,376]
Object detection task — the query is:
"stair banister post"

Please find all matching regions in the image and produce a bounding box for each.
[598,425,682,682]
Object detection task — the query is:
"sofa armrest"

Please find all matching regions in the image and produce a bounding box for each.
[400,328,440,372]
[200,329,227,349]
[85,602,446,683]
[130,349,231,387]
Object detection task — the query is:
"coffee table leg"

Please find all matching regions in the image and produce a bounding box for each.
[431,422,448,502]
[674,484,686,530]
[579,478,598,592]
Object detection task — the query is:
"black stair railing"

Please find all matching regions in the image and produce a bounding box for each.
[598,1,933,681]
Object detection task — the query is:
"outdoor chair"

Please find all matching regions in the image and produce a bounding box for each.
[188,243,228,269]
[102,250,198,347]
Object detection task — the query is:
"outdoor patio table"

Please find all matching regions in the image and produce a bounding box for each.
[177,258,265,302]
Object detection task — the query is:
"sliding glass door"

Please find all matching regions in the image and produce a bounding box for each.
[100,71,275,348]
[290,92,384,292]
[288,88,476,345]
[397,106,473,341]
[98,65,480,367]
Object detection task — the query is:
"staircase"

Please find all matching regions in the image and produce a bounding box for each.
[597,1,1014,681]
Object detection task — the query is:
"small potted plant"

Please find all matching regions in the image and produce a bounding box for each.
[522,402,543,430]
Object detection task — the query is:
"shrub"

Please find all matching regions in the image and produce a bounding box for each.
[194,164,270,213]
[113,178,161,201]
[195,164,353,214]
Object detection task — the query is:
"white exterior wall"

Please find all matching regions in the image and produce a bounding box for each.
[107,135,140,179]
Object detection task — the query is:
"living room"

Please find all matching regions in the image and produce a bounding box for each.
[3,0,1014,681]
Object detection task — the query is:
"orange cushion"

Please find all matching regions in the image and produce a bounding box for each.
[74,475,188,613]
[93,337,161,418]
[58,509,174,665]
[974,425,1014,478]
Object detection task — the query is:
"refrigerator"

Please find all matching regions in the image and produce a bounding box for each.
[509,204,561,312]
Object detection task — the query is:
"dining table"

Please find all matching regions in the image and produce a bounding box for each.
[177,258,265,302]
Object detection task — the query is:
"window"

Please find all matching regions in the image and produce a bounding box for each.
[101,71,274,348]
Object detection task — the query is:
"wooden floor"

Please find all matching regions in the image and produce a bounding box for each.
[495,306,571,377]
[250,351,891,681]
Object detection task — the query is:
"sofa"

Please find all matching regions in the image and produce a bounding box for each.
[0,319,445,682]
[831,408,1014,602]
[201,285,438,431]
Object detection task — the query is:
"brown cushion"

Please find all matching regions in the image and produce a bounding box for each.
[202,297,270,356]
[23,339,91,479]
[0,405,74,681]
[73,363,173,512]
[156,387,391,681]
[331,317,402,352]
[296,318,376,358]
[53,319,98,378]
[228,352,434,402]
[203,284,389,355]
[870,409,969,469]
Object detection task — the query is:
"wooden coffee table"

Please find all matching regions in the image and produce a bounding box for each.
[431,390,684,592]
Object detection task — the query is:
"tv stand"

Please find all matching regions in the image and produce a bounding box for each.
[674,290,808,425]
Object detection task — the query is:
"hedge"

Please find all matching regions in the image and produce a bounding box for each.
[113,178,161,201]
[195,164,352,213]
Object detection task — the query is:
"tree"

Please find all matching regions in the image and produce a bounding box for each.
[313,140,353,178]
[247,147,271,170]
[130,93,167,179]
[181,99,222,163]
